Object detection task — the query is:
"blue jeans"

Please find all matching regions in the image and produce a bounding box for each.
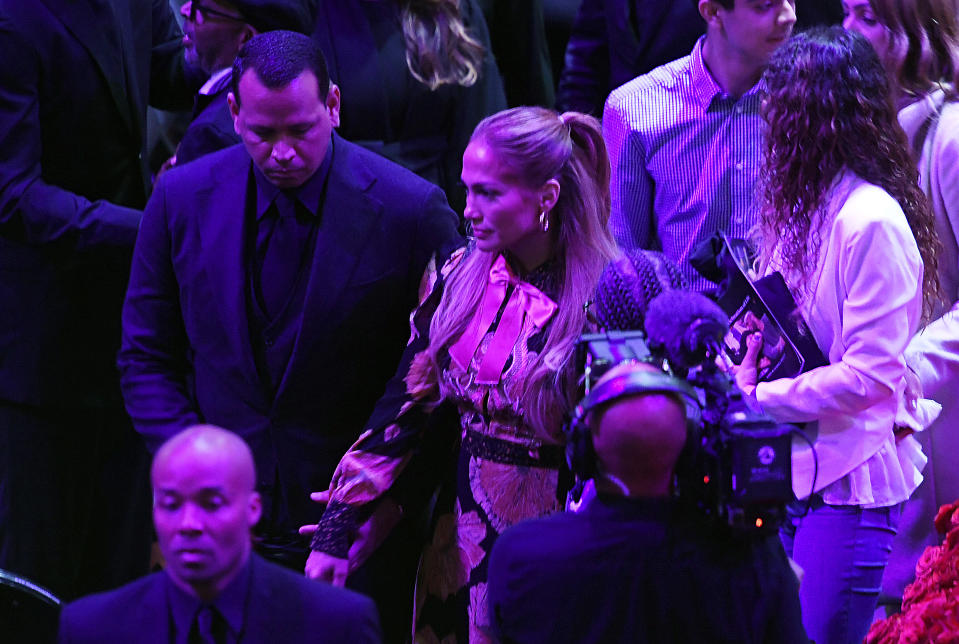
[780,497,901,644]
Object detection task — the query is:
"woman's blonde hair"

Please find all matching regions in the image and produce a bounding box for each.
[400,0,486,89]
[428,107,618,438]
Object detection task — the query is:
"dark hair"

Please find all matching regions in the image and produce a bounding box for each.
[693,0,735,12]
[868,0,959,98]
[760,27,941,316]
[231,30,330,106]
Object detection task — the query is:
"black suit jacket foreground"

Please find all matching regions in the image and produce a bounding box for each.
[118,135,461,533]
[58,554,382,643]
[0,0,193,408]
[488,494,808,644]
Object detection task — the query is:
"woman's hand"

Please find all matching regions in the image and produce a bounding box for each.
[304,550,350,585]
[735,330,763,394]
[732,311,765,394]
[300,490,348,584]
[300,490,404,585]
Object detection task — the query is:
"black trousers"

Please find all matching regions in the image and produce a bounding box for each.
[0,401,152,602]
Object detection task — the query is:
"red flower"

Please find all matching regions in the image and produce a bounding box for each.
[867,499,959,643]
[935,501,959,536]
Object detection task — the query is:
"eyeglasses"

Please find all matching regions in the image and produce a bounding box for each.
[188,1,244,24]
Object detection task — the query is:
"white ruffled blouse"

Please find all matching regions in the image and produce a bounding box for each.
[755,171,934,508]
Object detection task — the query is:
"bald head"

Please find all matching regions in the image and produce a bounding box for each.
[589,363,689,497]
[151,425,261,601]
[152,424,256,492]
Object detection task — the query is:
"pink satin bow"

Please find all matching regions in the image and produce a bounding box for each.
[449,255,558,385]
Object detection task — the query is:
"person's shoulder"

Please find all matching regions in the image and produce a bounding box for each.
[334,136,443,196]
[606,53,693,111]
[256,556,377,617]
[493,511,586,565]
[159,144,248,194]
[836,174,907,227]
[59,572,164,637]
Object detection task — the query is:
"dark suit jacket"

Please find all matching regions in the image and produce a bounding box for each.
[313,0,505,213]
[118,136,461,533]
[488,495,808,644]
[556,0,704,116]
[175,81,239,167]
[0,0,193,408]
[58,554,383,643]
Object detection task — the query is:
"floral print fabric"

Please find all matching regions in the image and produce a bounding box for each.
[314,248,569,642]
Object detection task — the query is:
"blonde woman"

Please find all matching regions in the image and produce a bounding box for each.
[305,106,616,643]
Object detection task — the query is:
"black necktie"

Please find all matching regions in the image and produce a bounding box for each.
[191,605,227,644]
[255,192,303,319]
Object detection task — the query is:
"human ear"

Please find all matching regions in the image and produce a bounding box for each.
[539,178,560,213]
[228,92,240,134]
[699,0,723,28]
[247,491,262,527]
[326,84,341,129]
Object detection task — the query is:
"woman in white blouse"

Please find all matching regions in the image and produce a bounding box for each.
[737,27,941,644]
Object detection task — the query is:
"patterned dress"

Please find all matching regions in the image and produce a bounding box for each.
[312,248,571,643]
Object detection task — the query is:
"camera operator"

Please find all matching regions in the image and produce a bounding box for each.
[487,361,807,644]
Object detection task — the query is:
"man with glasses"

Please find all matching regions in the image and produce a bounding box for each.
[172,0,314,167]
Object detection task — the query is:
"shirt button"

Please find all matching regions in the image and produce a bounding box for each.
[735,161,744,170]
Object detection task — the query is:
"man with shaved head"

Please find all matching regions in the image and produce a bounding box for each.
[58,425,382,643]
[488,362,807,644]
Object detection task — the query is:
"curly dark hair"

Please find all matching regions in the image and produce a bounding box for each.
[759,26,941,317]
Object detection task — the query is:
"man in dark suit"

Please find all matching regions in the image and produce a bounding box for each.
[172,0,315,167]
[0,0,195,601]
[488,362,807,644]
[119,30,461,569]
[58,425,382,643]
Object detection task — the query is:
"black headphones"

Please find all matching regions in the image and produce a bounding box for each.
[564,364,701,480]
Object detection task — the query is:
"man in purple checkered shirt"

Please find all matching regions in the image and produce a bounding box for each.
[603,0,796,293]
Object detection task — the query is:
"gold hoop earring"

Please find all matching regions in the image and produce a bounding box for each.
[539,210,550,233]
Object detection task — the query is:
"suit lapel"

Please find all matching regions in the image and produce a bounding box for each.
[132,575,172,643]
[274,138,383,400]
[198,151,265,402]
[241,556,284,641]
[38,0,135,136]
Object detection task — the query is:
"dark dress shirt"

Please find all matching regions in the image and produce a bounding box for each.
[246,143,333,395]
[167,558,253,644]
